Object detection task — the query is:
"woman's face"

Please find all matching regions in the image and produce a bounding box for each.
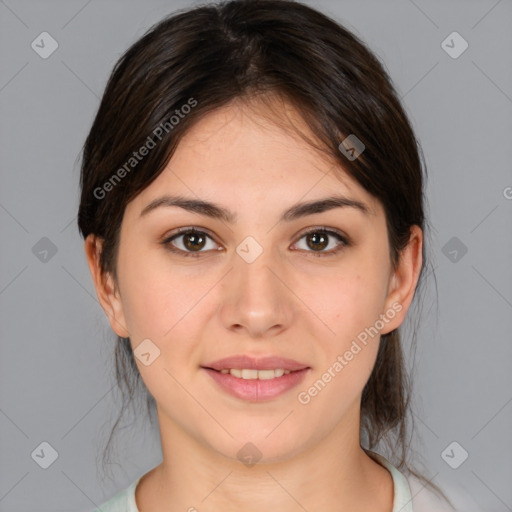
[87,98,421,463]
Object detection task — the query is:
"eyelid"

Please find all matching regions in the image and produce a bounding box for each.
[292,226,349,256]
[161,226,221,256]
[161,225,349,257]
[163,225,217,240]
[296,225,347,240]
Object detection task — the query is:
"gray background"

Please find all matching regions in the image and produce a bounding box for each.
[1,0,511,510]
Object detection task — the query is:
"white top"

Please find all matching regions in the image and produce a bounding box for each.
[92,452,483,511]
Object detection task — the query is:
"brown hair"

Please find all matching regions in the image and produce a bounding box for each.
[78,0,449,505]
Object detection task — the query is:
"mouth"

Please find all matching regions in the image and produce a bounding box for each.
[202,354,309,372]
[203,367,299,379]
[201,366,311,402]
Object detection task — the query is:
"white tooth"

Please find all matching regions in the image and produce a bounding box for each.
[226,368,290,379]
[241,369,258,379]
[258,369,276,380]
[220,369,229,374]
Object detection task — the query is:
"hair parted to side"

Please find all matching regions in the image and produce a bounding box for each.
[78,0,449,505]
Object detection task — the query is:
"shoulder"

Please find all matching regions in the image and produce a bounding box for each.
[366,450,484,512]
[91,477,141,512]
[406,473,484,512]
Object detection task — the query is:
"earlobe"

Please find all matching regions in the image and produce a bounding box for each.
[84,234,130,338]
[381,225,423,335]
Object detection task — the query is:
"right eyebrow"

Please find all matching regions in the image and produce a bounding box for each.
[139,193,372,223]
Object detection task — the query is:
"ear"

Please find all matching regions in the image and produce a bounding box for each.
[380,225,423,335]
[84,234,130,338]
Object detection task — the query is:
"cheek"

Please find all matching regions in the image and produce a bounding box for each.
[301,260,389,388]
[117,247,209,339]
[117,252,216,399]
[297,274,384,414]
[313,271,388,342]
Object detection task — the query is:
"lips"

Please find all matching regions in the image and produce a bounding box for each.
[200,355,310,401]
[202,354,310,372]
[203,368,310,401]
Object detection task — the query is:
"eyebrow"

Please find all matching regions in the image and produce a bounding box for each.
[139,193,372,223]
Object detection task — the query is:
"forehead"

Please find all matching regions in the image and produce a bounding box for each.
[126,97,381,219]
[172,96,340,179]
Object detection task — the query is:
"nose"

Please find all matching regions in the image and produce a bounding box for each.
[218,243,294,339]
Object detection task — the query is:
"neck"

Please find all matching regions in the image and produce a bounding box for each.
[135,405,394,512]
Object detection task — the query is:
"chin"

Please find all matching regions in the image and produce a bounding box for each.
[208,431,308,466]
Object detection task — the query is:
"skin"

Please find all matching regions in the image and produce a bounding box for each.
[85,96,422,512]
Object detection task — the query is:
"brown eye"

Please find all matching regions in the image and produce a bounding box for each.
[162,228,218,257]
[182,231,206,251]
[161,226,349,259]
[305,231,329,251]
[293,228,349,257]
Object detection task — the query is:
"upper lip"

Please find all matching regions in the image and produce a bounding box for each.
[202,355,310,372]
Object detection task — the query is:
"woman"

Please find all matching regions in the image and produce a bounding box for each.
[79,0,464,510]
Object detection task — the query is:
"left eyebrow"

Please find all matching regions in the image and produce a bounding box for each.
[139,193,372,223]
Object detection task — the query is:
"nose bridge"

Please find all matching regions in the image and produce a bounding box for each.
[219,233,292,336]
[236,235,277,288]
[235,233,282,304]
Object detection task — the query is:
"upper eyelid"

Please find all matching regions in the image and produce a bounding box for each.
[164,226,347,248]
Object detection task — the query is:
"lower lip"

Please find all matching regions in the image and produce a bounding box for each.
[202,367,310,401]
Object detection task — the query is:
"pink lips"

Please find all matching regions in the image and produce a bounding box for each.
[203,355,309,372]
[201,355,310,402]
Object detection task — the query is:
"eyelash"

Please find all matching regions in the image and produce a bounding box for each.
[161,226,350,258]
